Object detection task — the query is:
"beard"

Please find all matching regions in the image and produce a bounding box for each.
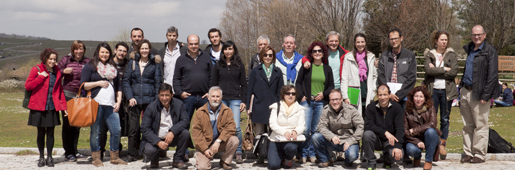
[210,101,220,108]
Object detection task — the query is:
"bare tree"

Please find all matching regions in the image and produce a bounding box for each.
[109,27,131,49]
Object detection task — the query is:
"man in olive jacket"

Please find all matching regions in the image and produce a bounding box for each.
[192,86,238,170]
[140,83,190,169]
[312,89,364,168]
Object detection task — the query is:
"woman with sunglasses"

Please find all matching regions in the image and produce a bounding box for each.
[247,45,284,164]
[423,30,458,159]
[267,85,305,169]
[296,41,334,163]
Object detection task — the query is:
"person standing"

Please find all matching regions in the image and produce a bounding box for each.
[275,34,304,85]
[127,27,159,55]
[26,48,67,167]
[57,41,90,161]
[423,30,459,159]
[460,25,500,163]
[158,26,188,89]
[123,39,163,162]
[377,28,417,108]
[248,36,270,72]
[205,28,224,65]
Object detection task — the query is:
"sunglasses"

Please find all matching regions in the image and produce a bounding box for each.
[263,54,274,58]
[284,92,296,96]
[311,49,323,54]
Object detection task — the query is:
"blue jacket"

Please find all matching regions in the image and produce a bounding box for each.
[502,88,513,105]
[123,52,163,105]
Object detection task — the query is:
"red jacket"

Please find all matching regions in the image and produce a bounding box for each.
[25,63,67,111]
[301,45,349,79]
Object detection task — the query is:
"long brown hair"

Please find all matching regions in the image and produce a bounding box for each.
[405,86,433,113]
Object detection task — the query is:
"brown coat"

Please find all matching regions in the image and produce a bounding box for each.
[423,48,459,101]
[191,103,236,152]
[403,106,442,145]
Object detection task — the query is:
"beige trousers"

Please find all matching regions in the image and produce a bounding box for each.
[253,123,267,136]
[459,88,490,159]
[196,136,239,170]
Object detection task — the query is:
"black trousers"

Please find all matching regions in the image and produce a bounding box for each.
[362,130,404,166]
[143,129,190,163]
[128,104,148,157]
[62,91,81,157]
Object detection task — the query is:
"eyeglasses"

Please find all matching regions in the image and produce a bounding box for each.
[311,49,323,54]
[284,92,296,96]
[330,98,342,102]
[389,37,400,42]
[472,33,484,38]
[263,54,274,58]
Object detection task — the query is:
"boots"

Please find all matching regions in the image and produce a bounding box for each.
[91,151,104,167]
[413,159,421,167]
[439,139,447,160]
[110,151,128,165]
[423,162,432,170]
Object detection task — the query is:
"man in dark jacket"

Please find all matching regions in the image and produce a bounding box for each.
[204,28,223,65]
[141,83,190,169]
[459,25,500,164]
[128,27,159,55]
[363,84,404,169]
[247,35,269,80]
[158,26,188,89]
[173,34,212,120]
[377,28,416,109]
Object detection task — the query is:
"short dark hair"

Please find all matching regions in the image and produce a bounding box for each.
[167,26,179,36]
[329,89,343,99]
[115,42,129,51]
[430,30,451,49]
[259,45,276,63]
[388,28,402,38]
[503,82,508,87]
[159,83,174,95]
[280,85,297,101]
[208,28,222,39]
[137,39,153,54]
[131,27,144,36]
[377,84,391,94]
[40,48,58,63]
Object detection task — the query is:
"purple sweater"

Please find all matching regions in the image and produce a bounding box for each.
[57,54,90,93]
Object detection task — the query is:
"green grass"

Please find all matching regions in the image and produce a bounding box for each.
[14,150,38,156]
[1,92,513,153]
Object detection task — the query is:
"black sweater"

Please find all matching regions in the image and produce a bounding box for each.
[210,58,247,103]
[364,100,405,149]
[80,63,122,99]
[173,51,212,96]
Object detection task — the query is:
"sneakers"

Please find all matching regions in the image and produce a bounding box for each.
[66,154,77,162]
[317,160,334,167]
[309,156,317,163]
[235,152,244,164]
[382,162,392,169]
[367,164,376,170]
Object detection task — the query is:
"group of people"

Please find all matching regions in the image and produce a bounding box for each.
[24,24,499,170]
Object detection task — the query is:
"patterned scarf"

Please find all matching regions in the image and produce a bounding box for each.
[97,62,117,80]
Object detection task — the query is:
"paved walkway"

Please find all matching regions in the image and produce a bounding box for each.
[1,147,515,169]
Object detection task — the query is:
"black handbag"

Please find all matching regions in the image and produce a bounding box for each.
[22,66,40,109]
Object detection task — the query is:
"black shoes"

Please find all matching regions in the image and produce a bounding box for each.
[37,158,45,167]
[46,157,54,167]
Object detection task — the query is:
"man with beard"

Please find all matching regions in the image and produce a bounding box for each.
[128,27,159,55]
[204,28,224,65]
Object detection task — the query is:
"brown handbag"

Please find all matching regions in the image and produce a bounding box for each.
[66,83,99,127]
[242,118,255,151]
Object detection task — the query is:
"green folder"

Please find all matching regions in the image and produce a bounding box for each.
[347,87,361,105]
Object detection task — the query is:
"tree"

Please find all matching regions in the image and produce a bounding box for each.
[109,27,131,49]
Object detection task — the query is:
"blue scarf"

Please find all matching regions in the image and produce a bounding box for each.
[275,50,303,82]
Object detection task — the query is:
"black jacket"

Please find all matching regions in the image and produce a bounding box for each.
[173,51,212,97]
[296,64,334,105]
[210,58,247,103]
[377,48,417,100]
[204,43,224,66]
[123,53,163,105]
[157,41,188,75]
[246,66,284,124]
[140,98,191,152]
[460,41,500,101]
[364,100,405,149]
[247,53,261,81]
[80,63,122,99]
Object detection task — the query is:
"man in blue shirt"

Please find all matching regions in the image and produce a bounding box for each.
[459,25,499,164]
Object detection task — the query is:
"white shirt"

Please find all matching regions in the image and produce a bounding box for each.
[94,83,116,107]
[158,107,174,139]
[211,48,221,61]
[163,43,181,89]
[433,53,446,89]
[275,52,302,85]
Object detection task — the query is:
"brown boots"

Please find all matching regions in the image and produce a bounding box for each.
[92,151,104,167]
[439,139,447,160]
[110,151,128,165]
[423,162,432,170]
[413,159,421,167]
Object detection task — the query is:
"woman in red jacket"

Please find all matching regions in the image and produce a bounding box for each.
[25,48,67,167]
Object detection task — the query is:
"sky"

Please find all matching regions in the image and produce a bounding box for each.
[0,0,227,43]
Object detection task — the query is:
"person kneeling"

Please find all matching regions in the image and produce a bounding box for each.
[312,89,363,168]
[192,86,239,170]
[404,86,441,170]
[141,83,190,169]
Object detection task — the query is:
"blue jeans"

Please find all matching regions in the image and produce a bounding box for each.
[432,89,452,139]
[91,105,121,151]
[222,99,243,154]
[300,100,323,158]
[268,142,299,169]
[182,95,209,120]
[405,128,439,162]
[494,100,513,107]
[311,133,359,164]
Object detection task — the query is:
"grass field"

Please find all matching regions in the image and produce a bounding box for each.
[1,92,513,153]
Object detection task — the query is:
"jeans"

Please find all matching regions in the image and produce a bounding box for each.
[432,89,452,139]
[300,100,323,158]
[405,128,439,162]
[494,100,513,107]
[91,105,121,152]
[222,99,243,154]
[267,142,299,169]
[311,133,359,164]
[182,95,209,120]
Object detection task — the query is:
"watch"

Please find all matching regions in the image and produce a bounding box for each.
[216,139,222,143]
